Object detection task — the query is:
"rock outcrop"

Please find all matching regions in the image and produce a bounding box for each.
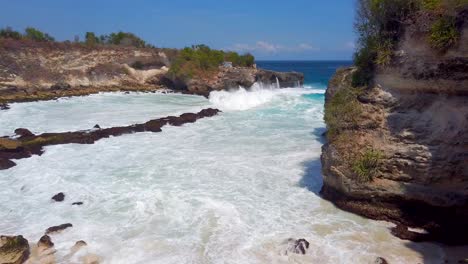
[0,235,30,264]
[321,9,468,244]
[0,40,303,102]
[160,67,304,97]
[0,108,220,170]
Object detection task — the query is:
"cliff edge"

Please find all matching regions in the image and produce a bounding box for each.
[321,5,468,244]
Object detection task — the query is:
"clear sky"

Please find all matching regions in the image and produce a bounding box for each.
[1,0,356,60]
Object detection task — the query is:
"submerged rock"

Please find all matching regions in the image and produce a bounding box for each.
[374,257,389,264]
[0,235,30,264]
[0,103,10,110]
[51,193,65,202]
[284,238,310,255]
[63,241,88,261]
[72,202,83,206]
[45,223,73,235]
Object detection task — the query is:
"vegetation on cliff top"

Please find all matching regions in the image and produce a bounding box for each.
[352,0,466,87]
[0,26,153,48]
[168,45,255,80]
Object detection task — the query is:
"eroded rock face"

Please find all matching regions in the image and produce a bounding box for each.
[0,235,30,264]
[321,68,468,244]
[162,67,304,96]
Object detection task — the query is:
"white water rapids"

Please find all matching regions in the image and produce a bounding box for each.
[0,87,445,263]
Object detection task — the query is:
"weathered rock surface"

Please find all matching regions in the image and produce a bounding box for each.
[45,224,73,235]
[161,67,304,97]
[0,235,30,264]
[283,238,310,255]
[0,108,220,170]
[321,9,468,244]
[0,40,170,103]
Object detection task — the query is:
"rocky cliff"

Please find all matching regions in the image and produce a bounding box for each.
[0,40,303,102]
[321,8,468,244]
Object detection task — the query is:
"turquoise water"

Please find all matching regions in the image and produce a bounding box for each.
[257,60,353,89]
[0,61,443,263]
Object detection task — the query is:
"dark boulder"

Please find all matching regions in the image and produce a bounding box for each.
[37,235,54,248]
[93,124,101,129]
[51,193,65,202]
[45,223,73,235]
[14,128,34,139]
[255,69,304,88]
[0,159,16,170]
[72,202,83,206]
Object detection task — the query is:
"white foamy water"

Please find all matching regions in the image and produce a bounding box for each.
[0,88,444,263]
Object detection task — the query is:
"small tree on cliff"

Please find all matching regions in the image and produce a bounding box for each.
[85,32,100,46]
[24,27,55,42]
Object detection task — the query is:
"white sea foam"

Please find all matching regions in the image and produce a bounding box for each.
[0,91,445,263]
[209,83,325,111]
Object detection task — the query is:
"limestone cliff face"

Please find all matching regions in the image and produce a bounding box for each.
[0,40,304,101]
[0,39,170,93]
[321,10,468,244]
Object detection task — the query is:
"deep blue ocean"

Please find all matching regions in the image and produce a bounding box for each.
[256,60,353,89]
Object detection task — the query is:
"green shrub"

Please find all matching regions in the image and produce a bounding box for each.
[352,148,383,182]
[24,27,55,42]
[353,0,420,86]
[0,27,22,40]
[429,16,460,50]
[99,31,149,48]
[422,0,442,10]
[85,32,100,46]
[168,45,255,80]
[324,86,363,139]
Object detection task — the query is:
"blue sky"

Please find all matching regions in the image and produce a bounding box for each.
[1,0,356,60]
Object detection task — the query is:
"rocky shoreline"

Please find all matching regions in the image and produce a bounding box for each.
[321,65,468,245]
[0,108,220,170]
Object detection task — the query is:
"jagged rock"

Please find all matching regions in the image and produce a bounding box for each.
[0,109,221,170]
[37,235,54,249]
[50,82,71,90]
[255,69,304,88]
[51,193,65,202]
[285,238,310,255]
[0,159,16,170]
[93,124,101,129]
[72,202,83,206]
[45,223,72,235]
[374,257,389,264]
[0,103,9,110]
[0,235,30,264]
[14,128,34,139]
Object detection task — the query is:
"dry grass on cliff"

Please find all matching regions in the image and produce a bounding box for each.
[324,86,364,139]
